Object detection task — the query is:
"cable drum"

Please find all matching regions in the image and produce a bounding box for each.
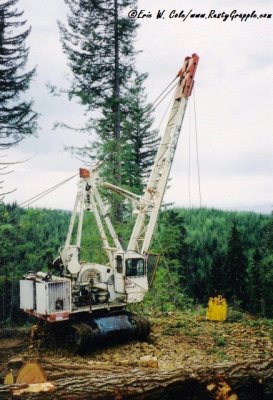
[78,267,109,302]
[79,268,101,283]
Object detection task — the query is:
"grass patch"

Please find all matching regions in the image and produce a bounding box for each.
[214,335,226,347]
[0,326,30,339]
[227,308,244,322]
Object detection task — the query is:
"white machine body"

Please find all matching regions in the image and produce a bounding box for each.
[20,54,199,322]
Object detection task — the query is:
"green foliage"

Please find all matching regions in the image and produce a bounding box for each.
[80,212,108,265]
[227,308,244,322]
[213,334,226,347]
[248,249,263,314]
[1,203,273,325]
[0,0,38,147]
[265,212,273,253]
[259,255,273,316]
[58,0,158,220]
[224,220,247,304]
[93,76,159,206]
[121,73,159,194]
[0,204,70,324]
[59,0,137,109]
[156,210,186,298]
[170,208,269,310]
[142,267,192,313]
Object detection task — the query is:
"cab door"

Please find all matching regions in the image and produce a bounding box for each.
[114,254,126,297]
[124,257,148,303]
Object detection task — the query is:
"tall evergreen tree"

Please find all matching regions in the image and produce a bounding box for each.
[154,209,188,287]
[58,0,137,158]
[59,0,158,219]
[265,211,273,253]
[59,0,137,111]
[224,220,247,304]
[94,72,159,195]
[0,0,38,148]
[248,248,263,314]
[210,250,225,295]
[122,73,159,194]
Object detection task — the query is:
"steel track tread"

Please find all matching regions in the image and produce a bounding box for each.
[67,323,94,353]
[129,314,151,340]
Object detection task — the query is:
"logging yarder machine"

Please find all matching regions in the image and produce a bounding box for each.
[20,53,199,352]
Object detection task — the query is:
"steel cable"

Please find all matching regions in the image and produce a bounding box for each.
[19,173,78,208]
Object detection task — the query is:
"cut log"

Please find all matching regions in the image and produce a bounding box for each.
[0,357,273,399]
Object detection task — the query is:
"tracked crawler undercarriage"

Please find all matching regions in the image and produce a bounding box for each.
[32,311,151,353]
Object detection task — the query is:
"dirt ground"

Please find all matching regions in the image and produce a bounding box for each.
[1,309,273,385]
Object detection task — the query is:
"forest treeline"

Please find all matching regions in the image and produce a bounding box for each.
[0,203,272,325]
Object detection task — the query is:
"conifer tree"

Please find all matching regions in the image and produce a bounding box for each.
[265,212,273,253]
[210,250,225,295]
[248,248,263,314]
[224,220,247,305]
[94,72,159,195]
[59,0,158,219]
[121,73,159,194]
[59,0,137,148]
[154,210,188,287]
[0,0,38,148]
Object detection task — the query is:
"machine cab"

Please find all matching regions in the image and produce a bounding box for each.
[125,257,145,278]
[114,251,148,303]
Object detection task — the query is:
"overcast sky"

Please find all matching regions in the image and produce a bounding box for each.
[4,0,273,213]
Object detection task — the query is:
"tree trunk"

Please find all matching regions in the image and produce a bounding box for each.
[1,357,273,399]
[112,0,123,222]
[1,274,7,323]
[113,0,121,143]
[9,270,15,324]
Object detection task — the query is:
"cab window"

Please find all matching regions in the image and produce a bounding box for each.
[126,258,145,277]
[116,255,123,273]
